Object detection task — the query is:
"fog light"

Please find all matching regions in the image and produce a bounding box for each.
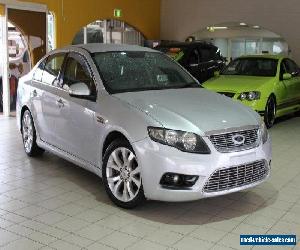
[173,174,180,183]
[160,173,199,189]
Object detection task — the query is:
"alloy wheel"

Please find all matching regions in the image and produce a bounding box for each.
[22,111,34,153]
[106,147,141,202]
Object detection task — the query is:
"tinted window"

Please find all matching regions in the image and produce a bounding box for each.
[199,47,212,62]
[222,58,278,77]
[41,53,65,85]
[284,59,299,76]
[62,54,96,94]
[188,49,199,65]
[92,51,197,93]
[33,58,47,81]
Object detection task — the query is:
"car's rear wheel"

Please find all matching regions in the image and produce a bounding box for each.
[21,110,44,157]
[264,96,276,128]
[102,139,145,208]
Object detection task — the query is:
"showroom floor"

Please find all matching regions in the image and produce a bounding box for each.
[0,116,299,250]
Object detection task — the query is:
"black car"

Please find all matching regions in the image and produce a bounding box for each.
[156,41,226,83]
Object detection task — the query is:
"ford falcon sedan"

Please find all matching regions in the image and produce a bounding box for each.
[17,44,271,208]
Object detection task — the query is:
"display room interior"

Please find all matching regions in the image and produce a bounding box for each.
[0,0,299,249]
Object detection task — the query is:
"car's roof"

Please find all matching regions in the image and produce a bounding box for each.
[67,43,158,53]
[239,54,285,60]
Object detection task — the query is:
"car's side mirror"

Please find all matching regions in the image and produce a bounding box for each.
[69,82,91,97]
[283,73,292,80]
[214,71,220,77]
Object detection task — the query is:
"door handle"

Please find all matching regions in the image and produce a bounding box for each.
[56,99,64,108]
[32,89,37,97]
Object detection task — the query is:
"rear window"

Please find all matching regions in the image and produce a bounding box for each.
[157,47,186,61]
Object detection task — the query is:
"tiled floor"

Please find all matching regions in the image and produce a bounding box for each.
[0,115,299,250]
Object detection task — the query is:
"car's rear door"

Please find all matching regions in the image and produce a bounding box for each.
[54,52,98,165]
[31,53,65,145]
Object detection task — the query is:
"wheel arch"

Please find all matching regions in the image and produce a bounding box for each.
[102,131,130,159]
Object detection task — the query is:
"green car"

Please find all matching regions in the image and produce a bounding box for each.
[203,55,300,128]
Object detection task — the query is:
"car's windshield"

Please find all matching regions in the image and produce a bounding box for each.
[222,58,278,77]
[92,51,199,93]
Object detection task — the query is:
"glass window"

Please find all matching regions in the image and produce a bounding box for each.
[284,59,299,76]
[33,58,47,81]
[92,51,198,94]
[62,55,96,94]
[188,49,199,65]
[41,53,65,85]
[222,57,278,77]
[199,47,212,62]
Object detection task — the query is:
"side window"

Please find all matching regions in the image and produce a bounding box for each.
[62,54,96,95]
[199,47,212,62]
[33,58,47,81]
[188,48,199,65]
[286,59,299,76]
[41,53,65,85]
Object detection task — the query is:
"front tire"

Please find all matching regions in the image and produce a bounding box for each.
[264,96,276,128]
[21,110,44,157]
[102,139,145,208]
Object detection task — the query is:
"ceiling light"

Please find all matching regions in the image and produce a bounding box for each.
[240,22,247,26]
[207,26,228,31]
[253,25,260,29]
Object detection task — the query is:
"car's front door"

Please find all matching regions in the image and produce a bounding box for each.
[281,59,300,108]
[54,52,99,165]
[198,46,217,82]
[31,53,65,146]
[285,59,300,104]
[185,47,201,82]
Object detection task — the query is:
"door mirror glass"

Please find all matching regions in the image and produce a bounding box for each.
[283,73,292,80]
[214,71,220,77]
[69,82,91,97]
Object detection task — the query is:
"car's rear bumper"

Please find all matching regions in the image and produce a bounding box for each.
[133,136,272,202]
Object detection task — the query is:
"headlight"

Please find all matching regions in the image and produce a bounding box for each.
[260,122,268,144]
[148,127,210,154]
[238,91,261,101]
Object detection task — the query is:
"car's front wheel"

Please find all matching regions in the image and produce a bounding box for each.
[102,139,145,208]
[21,110,44,157]
[264,96,276,128]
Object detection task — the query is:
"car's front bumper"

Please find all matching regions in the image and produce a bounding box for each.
[133,136,271,202]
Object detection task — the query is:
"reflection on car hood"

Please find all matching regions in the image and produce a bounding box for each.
[114,88,260,135]
[203,75,275,93]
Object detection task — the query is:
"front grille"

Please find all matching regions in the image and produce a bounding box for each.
[203,160,268,193]
[218,92,235,98]
[210,128,259,153]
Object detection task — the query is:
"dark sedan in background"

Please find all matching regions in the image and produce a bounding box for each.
[156,41,226,83]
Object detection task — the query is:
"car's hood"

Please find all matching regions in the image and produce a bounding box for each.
[203,75,275,93]
[113,88,260,135]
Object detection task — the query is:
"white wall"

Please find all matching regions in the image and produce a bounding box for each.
[161,0,300,63]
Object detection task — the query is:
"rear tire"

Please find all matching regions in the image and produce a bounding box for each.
[102,139,145,208]
[21,110,44,157]
[264,96,276,128]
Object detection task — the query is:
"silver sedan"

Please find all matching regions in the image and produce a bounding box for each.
[17,44,272,208]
